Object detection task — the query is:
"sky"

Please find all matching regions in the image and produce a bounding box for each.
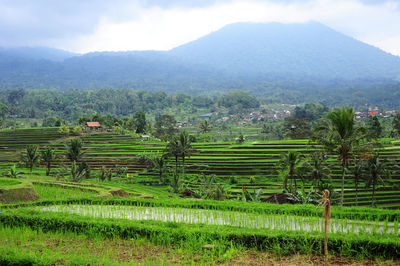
[0,0,400,56]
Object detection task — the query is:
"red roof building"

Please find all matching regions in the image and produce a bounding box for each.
[86,122,101,127]
[368,111,378,116]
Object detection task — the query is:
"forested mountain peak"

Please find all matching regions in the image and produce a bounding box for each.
[170,21,400,79]
[1,21,400,96]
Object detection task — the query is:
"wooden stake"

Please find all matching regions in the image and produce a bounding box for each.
[322,189,331,264]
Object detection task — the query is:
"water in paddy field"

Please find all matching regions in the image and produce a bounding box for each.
[39,205,399,235]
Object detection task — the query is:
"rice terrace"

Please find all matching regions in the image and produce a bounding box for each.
[1,121,400,265]
[2,1,400,265]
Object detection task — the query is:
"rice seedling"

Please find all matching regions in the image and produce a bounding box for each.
[38,204,400,236]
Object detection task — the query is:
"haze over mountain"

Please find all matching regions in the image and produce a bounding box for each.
[1,21,400,96]
[170,22,400,80]
[0,47,77,62]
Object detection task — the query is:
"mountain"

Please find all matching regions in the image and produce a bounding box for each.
[170,22,400,80]
[0,47,77,61]
[0,22,400,97]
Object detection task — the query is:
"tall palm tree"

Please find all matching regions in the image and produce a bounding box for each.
[313,106,367,205]
[348,157,366,206]
[21,144,40,174]
[177,131,194,182]
[40,146,58,176]
[65,138,85,162]
[279,151,304,193]
[166,136,180,176]
[366,154,389,207]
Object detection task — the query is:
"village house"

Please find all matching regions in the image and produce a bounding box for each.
[84,122,102,132]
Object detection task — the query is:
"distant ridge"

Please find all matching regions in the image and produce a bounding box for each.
[170,21,400,79]
[0,21,399,93]
[0,46,77,62]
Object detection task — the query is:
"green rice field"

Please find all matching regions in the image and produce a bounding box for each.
[1,127,400,264]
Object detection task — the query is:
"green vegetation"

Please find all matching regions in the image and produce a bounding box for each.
[0,178,20,186]
[1,103,400,264]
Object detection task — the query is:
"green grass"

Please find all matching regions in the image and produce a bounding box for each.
[0,178,20,187]
[33,184,99,200]
[0,224,220,265]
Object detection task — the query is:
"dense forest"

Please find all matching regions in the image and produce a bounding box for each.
[0,89,260,125]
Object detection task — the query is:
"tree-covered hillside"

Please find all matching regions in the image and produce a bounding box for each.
[0,22,400,96]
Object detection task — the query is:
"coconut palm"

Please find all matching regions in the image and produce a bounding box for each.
[348,157,366,206]
[366,154,390,207]
[40,146,58,176]
[279,151,304,193]
[199,120,212,134]
[21,144,40,174]
[177,131,194,182]
[148,153,168,183]
[306,152,330,190]
[65,138,85,162]
[313,106,367,205]
[166,136,180,176]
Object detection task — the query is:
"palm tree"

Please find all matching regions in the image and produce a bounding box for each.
[21,144,40,174]
[177,131,194,182]
[279,151,304,193]
[70,161,86,182]
[307,152,330,190]
[199,120,212,134]
[65,138,85,162]
[348,157,366,206]
[166,137,180,176]
[313,106,367,205]
[40,146,58,176]
[148,153,168,183]
[366,154,390,207]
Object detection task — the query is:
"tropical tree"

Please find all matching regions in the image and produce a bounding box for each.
[279,151,304,193]
[133,111,147,133]
[199,120,212,134]
[40,146,58,176]
[177,131,194,182]
[366,154,390,207]
[306,152,330,190]
[166,137,180,176]
[347,157,366,206]
[392,113,400,137]
[236,134,245,144]
[148,153,168,183]
[65,138,85,162]
[70,161,86,182]
[367,116,382,139]
[313,106,367,205]
[153,114,177,141]
[7,164,23,178]
[21,145,40,174]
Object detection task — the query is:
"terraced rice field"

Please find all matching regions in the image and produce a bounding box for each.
[0,127,65,166]
[39,204,400,235]
[1,128,400,208]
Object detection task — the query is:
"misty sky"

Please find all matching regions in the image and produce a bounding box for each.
[1,0,399,56]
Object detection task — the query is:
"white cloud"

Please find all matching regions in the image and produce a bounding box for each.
[2,0,400,56]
